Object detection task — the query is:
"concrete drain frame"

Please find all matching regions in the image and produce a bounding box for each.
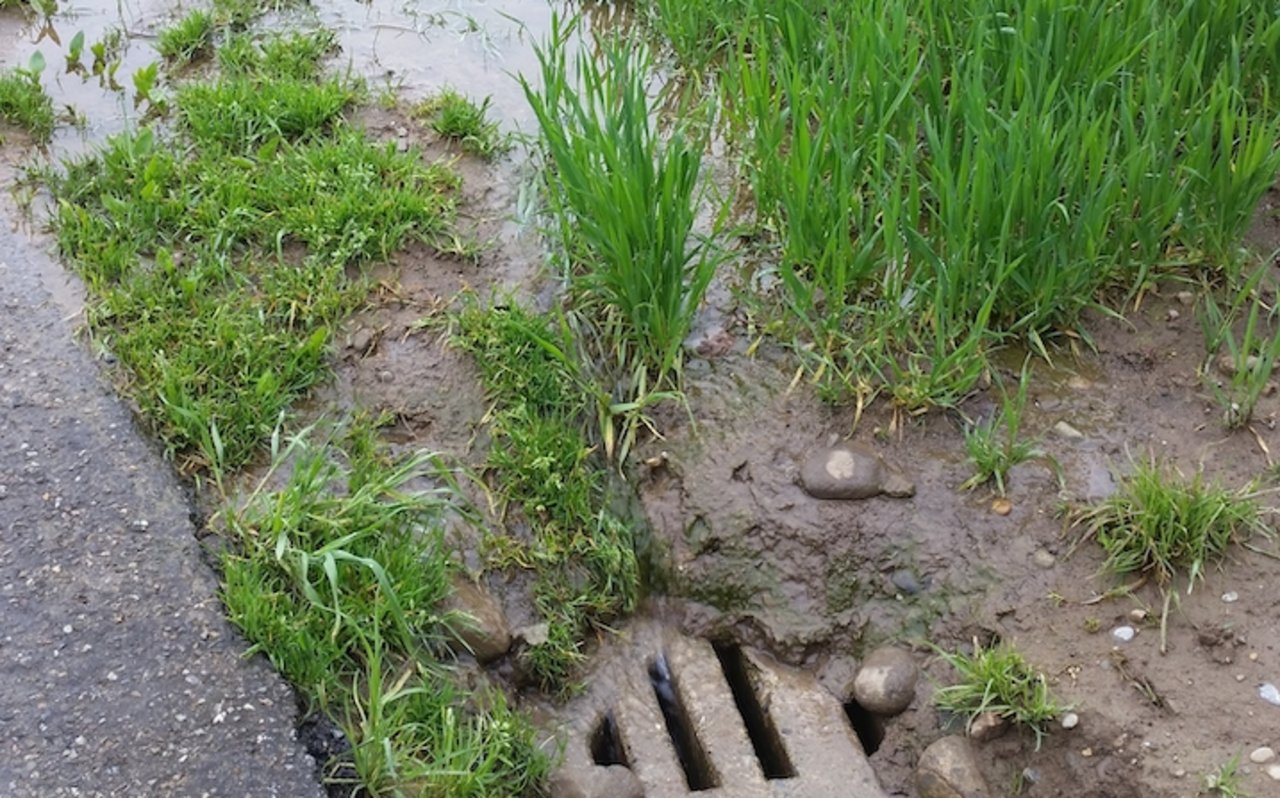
[556,621,888,798]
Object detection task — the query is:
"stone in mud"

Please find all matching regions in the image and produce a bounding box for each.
[441,575,511,663]
[549,764,644,798]
[799,442,914,500]
[967,711,1009,743]
[852,646,918,716]
[916,736,991,798]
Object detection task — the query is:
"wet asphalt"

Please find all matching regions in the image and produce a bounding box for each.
[0,222,323,796]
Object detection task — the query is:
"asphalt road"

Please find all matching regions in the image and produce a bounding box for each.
[0,221,324,797]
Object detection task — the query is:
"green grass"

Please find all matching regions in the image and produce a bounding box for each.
[48,30,460,471]
[450,299,640,691]
[933,639,1064,749]
[417,89,508,158]
[1203,754,1249,797]
[1074,461,1269,590]
[959,367,1044,496]
[219,422,551,795]
[0,57,54,143]
[1199,266,1280,429]
[157,9,215,66]
[522,21,719,430]
[635,0,1280,414]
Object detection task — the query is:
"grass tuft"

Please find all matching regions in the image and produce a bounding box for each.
[1074,461,1269,590]
[933,639,1064,750]
[1203,754,1250,797]
[416,89,508,159]
[0,60,54,143]
[157,9,215,67]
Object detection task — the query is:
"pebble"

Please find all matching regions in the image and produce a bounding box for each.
[1052,420,1084,439]
[1128,609,1148,623]
[1269,764,1280,781]
[1175,290,1194,306]
[968,711,1008,742]
[1222,591,1240,603]
[1060,712,1079,730]
[1112,625,1136,643]
[916,736,991,798]
[890,569,923,595]
[852,646,919,717]
[1261,683,1280,706]
[1249,746,1276,764]
[1032,549,1056,569]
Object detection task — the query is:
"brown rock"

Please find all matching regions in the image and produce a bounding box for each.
[852,646,918,716]
[442,574,511,663]
[967,711,1009,743]
[916,736,991,798]
[799,442,914,500]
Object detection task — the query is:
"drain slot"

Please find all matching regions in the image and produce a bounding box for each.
[842,700,884,755]
[649,653,719,791]
[713,642,797,779]
[590,710,629,768]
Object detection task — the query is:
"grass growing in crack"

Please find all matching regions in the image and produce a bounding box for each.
[933,639,1064,750]
[960,366,1044,496]
[1074,461,1269,590]
[48,30,460,471]
[523,21,720,415]
[218,422,550,796]
[0,54,54,143]
[417,89,508,159]
[1199,267,1280,429]
[642,0,1280,416]
[1203,754,1249,798]
[157,9,215,66]
[451,299,639,691]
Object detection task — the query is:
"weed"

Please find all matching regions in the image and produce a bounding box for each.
[960,366,1044,496]
[933,639,1064,749]
[1203,754,1249,798]
[451,299,640,691]
[48,31,459,470]
[417,89,508,159]
[0,53,54,143]
[157,10,215,66]
[1074,460,1269,590]
[219,423,551,795]
[523,20,720,406]
[1199,266,1280,428]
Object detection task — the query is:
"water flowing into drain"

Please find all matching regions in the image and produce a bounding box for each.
[712,642,797,780]
[590,710,629,767]
[649,653,719,791]
[842,700,885,755]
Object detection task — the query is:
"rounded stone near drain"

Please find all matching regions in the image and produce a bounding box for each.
[799,442,915,500]
[852,645,919,716]
[916,735,991,798]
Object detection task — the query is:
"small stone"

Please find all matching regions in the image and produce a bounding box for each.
[890,569,923,596]
[1222,591,1240,603]
[348,328,373,354]
[1052,420,1084,439]
[1249,746,1276,764]
[1251,652,1260,662]
[1081,747,1093,757]
[440,576,512,663]
[1112,625,1136,643]
[1175,291,1194,306]
[853,646,919,717]
[990,497,1012,516]
[968,712,1008,743]
[1260,683,1280,706]
[1020,768,1041,785]
[799,442,914,500]
[1060,712,1079,730]
[517,623,550,647]
[376,370,394,383]
[1128,609,1148,624]
[1268,764,1280,781]
[1032,549,1056,569]
[1172,768,1187,779]
[916,736,991,798]
[1166,308,1180,322]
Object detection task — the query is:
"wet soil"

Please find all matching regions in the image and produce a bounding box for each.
[7,1,1280,796]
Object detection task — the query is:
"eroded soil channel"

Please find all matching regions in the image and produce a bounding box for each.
[5,1,1280,797]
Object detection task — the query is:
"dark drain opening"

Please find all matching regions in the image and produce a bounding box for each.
[842,700,885,755]
[650,653,719,791]
[712,642,797,780]
[590,710,629,768]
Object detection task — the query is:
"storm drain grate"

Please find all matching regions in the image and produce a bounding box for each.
[556,622,889,797]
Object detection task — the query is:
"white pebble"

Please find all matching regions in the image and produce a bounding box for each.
[1060,712,1079,730]
[1250,746,1276,764]
[1222,591,1240,603]
[1112,625,1136,642]
[1261,683,1280,706]
[1269,764,1280,781]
